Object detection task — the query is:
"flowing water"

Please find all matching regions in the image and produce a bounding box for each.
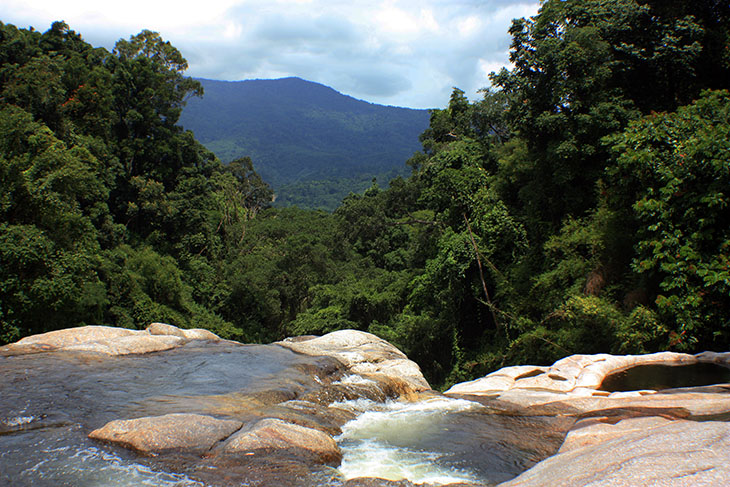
[333,397,570,486]
[1,342,569,486]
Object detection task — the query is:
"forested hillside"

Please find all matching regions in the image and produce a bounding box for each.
[1,0,729,389]
[178,78,429,210]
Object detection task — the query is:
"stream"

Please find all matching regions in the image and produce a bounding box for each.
[0,342,569,486]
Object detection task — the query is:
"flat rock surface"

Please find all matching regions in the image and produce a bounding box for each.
[88,413,242,454]
[499,419,730,486]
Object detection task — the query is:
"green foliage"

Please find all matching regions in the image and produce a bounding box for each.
[608,90,730,349]
[2,6,729,392]
[614,306,670,355]
[0,22,240,341]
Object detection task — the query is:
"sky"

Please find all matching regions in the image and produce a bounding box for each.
[0,0,540,109]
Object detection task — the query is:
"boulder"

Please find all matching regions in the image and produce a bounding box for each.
[2,323,222,356]
[277,330,430,393]
[88,413,242,454]
[147,322,220,341]
[11,326,138,350]
[217,417,342,465]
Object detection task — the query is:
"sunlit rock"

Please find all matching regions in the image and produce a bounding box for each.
[66,334,185,355]
[557,416,672,454]
[217,417,342,465]
[1,323,222,356]
[344,478,418,486]
[277,330,431,393]
[448,352,730,487]
[88,413,242,454]
[10,325,138,351]
[447,351,702,400]
[148,322,220,341]
[499,419,730,486]
[446,366,546,395]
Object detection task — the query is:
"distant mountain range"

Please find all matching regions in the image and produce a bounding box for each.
[178,77,430,210]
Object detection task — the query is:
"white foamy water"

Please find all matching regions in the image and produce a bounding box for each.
[15,441,203,487]
[329,397,380,413]
[3,415,35,428]
[336,397,485,485]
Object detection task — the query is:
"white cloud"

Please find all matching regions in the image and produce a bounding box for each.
[0,0,540,108]
[457,16,481,37]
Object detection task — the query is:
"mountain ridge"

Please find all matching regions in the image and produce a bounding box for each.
[178,77,430,209]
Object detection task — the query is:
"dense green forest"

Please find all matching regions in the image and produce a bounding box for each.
[1,0,729,388]
[178,77,428,210]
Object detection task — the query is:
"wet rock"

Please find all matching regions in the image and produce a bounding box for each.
[277,330,430,393]
[499,419,730,487]
[267,399,358,436]
[1,324,222,356]
[217,417,342,465]
[88,413,242,454]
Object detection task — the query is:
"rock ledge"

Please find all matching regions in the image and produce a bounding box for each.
[445,352,730,487]
[1,323,221,356]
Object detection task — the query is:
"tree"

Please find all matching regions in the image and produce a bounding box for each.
[608,90,730,350]
[109,30,203,184]
[490,0,725,237]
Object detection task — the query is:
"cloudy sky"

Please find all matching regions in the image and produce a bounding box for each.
[1,0,540,109]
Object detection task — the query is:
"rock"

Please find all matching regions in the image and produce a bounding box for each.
[66,334,185,355]
[263,399,358,436]
[695,351,730,365]
[12,326,138,350]
[147,322,189,337]
[447,352,701,398]
[217,418,342,465]
[277,330,430,393]
[181,328,221,340]
[446,366,547,395]
[447,352,730,486]
[499,419,730,486]
[1,323,222,356]
[556,416,672,454]
[147,322,220,341]
[88,413,242,454]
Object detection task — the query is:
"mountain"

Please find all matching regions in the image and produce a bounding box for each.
[178,77,430,209]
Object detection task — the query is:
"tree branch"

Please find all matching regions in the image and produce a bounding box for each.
[463,213,501,329]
